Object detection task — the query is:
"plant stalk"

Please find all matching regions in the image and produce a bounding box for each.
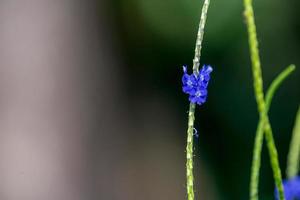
[186,0,210,199]
[287,106,300,179]
[243,0,285,199]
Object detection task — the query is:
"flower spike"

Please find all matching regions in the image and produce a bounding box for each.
[182,65,213,105]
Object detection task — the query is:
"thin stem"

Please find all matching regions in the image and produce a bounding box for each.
[264,119,284,199]
[243,0,285,199]
[250,117,264,200]
[186,0,210,199]
[243,0,264,114]
[186,103,196,200]
[251,118,284,200]
[265,65,296,110]
[193,0,210,74]
[287,106,300,179]
[250,65,295,200]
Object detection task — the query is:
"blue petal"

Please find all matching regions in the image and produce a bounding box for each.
[181,64,213,105]
[196,98,206,105]
[275,176,300,200]
[197,65,212,89]
[183,65,188,73]
[201,65,213,74]
[183,87,197,96]
[188,92,207,105]
[182,85,193,94]
[188,95,198,103]
[182,74,197,85]
[182,74,189,84]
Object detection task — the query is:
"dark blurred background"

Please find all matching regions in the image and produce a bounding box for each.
[0,0,299,199]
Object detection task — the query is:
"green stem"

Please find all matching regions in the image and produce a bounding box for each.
[193,0,211,74]
[243,0,264,114]
[287,106,300,179]
[265,65,296,110]
[264,119,284,199]
[186,103,196,200]
[243,0,285,199]
[250,116,264,200]
[186,0,210,199]
[250,65,295,200]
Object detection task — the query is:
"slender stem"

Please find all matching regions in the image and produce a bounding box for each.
[264,119,284,199]
[250,116,265,200]
[265,65,295,111]
[186,103,196,200]
[243,0,285,199]
[287,106,300,179]
[250,65,295,200]
[243,0,264,113]
[186,0,210,199]
[193,0,210,74]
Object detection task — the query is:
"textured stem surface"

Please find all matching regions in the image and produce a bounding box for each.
[186,103,196,200]
[264,119,284,199]
[193,0,210,74]
[250,65,295,199]
[243,0,285,199]
[186,0,210,199]
[287,106,300,178]
[250,117,264,200]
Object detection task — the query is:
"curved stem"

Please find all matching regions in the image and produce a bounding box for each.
[250,65,295,200]
[243,0,285,199]
[265,65,295,110]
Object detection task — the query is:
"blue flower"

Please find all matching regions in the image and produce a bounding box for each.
[275,176,300,200]
[198,65,213,88]
[182,65,198,94]
[182,65,213,105]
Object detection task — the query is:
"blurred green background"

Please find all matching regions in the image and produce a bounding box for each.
[0,0,299,199]
[106,0,300,199]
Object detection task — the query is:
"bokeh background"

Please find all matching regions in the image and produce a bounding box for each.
[0,0,299,199]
